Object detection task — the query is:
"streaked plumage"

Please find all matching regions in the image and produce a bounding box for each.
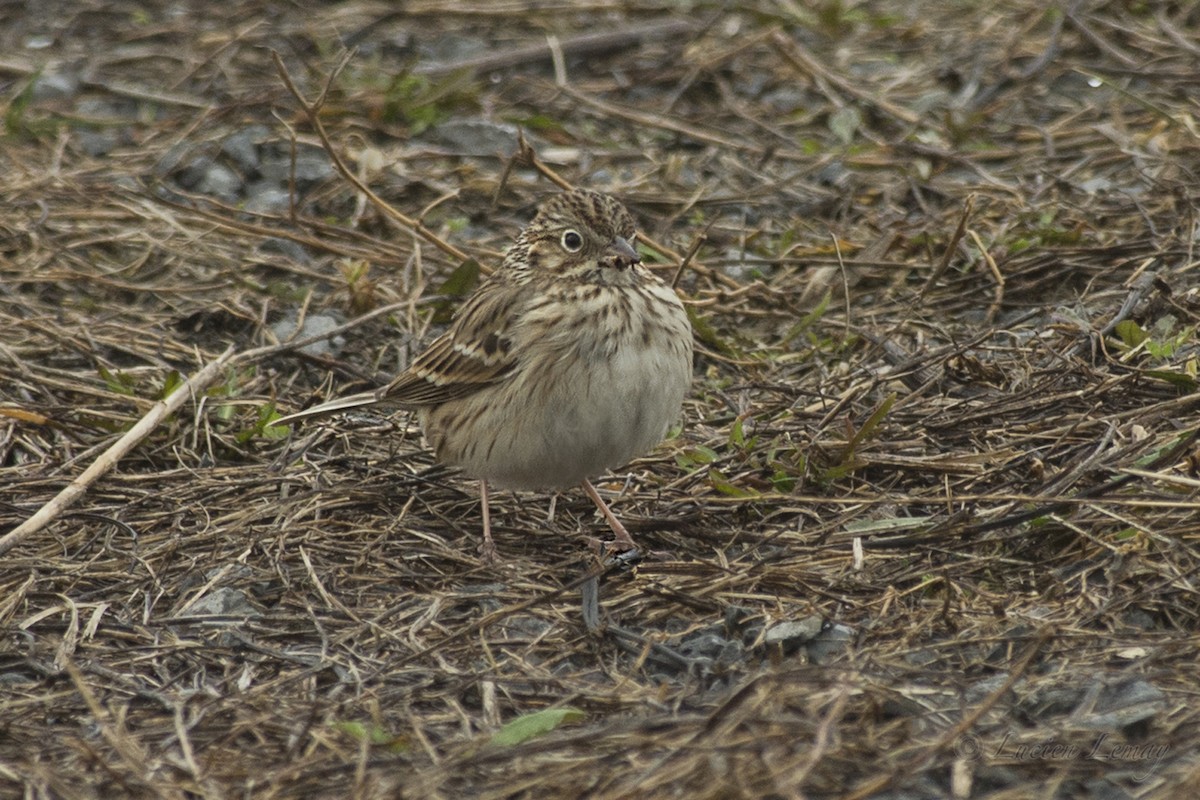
[278,189,693,559]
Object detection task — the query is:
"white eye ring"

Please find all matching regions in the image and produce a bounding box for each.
[560,230,584,252]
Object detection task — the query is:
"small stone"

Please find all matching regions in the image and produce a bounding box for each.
[428,119,520,157]
[244,185,292,215]
[196,162,243,201]
[1020,685,1086,720]
[32,70,80,101]
[964,674,1013,704]
[1077,680,1166,731]
[174,156,214,190]
[678,630,732,661]
[257,237,312,265]
[76,129,119,157]
[220,125,270,174]
[761,615,825,654]
[155,142,191,176]
[259,143,333,187]
[271,313,344,357]
[183,587,260,618]
[722,605,754,636]
[806,621,853,664]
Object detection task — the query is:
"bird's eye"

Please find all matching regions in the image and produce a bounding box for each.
[560,230,584,252]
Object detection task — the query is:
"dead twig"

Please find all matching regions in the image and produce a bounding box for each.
[0,345,236,556]
[403,19,699,76]
[271,50,472,266]
[769,31,921,128]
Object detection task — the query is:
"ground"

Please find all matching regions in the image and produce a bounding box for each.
[2,2,1200,798]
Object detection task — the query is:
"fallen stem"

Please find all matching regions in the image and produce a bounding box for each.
[0,346,237,556]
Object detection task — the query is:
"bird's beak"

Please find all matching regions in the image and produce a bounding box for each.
[605,237,641,270]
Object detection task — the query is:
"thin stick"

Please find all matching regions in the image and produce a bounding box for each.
[413,19,698,78]
[0,345,236,556]
[919,193,975,301]
[968,228,1005,325]
[770,31,920,127]
[671,227,708,289]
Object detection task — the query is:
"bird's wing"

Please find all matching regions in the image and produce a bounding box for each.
[274,277,527,427]
[374,277,525,407]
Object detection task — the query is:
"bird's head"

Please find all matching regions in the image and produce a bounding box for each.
[507,189,642,285]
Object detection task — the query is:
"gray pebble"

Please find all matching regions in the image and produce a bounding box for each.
[196,161,243,202]
[32,70,80,101]
[183,587,260,618]
[244,185,292,215]
[428,118,519,157]
[271,313,344,357]
[220,124,270,174]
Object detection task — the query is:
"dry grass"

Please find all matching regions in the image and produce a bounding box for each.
[3,2,1200,798]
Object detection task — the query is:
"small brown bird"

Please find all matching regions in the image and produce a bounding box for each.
[278,189,693,559]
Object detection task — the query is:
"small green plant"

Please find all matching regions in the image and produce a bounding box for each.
[782,289,831,348]
[432,258,481,323]
[333,721,409,753]
[506,113,566,135]
[676,412,806,497]
[1005,208,1084,254]
[98,365,138,396]
[821,393,896,481]
[3,74,36,138]
[381,70,479,134]
[489,708,584,747]
[1112,316,1198,391]
[237,403,289,444]
[338,258,377,314]
[686,306,735,356]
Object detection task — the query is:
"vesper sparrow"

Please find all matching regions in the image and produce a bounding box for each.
[279,189,693,559]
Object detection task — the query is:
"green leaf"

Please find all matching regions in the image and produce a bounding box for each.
[730,417,746,448]
[432,258,481,323]
[1145,369,1197,391]
[237,403,290,443]
[782,289,831,347]
[98,366,137,396]
[258,405,290,440]
[845,393,896,453]
[438,258,481,296]
[709,468,759,498]
[157,369,184,400]
[686,305,734,355]
[509,113,565,134]
[770,469,796,492]
[636,241,669,265]
[1113,320,1147,348]
[380,69,479,134]
[843,516,932,533]
[1145,339,1178,359]
[489,708,584,747]
[676,445,719,468]
[334,721,409,752]
[3,68,38,138]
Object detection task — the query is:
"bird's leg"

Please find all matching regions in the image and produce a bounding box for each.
[581,479,637,551]
[479,479,497,562]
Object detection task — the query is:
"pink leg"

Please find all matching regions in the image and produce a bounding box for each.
[479,480,497,562]
[581,479,637,551]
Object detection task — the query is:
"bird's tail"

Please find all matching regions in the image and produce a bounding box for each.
[274,391,385,427]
